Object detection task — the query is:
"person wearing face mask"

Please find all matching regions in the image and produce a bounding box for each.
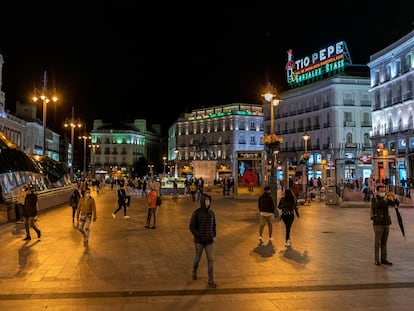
[370,185,398,266]
[189,192,217,288]
[76,188,97,247]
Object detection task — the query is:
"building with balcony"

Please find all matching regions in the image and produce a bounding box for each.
[277,71,372,187]
[90,119,161,179]
[168,103,264,182]
[368,29,414,186]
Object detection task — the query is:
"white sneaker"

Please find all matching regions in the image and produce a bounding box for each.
[285,240,290,247]
[112,213,116,219]
[269,237,273,241]
[124,215,130,219]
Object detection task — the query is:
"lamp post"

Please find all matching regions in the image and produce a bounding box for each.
[321,158,327,186]
[262,83,281,203]
[302,131,310,154]
[162,156,167,175]
[32,70,58,156]
[64,110,82,180]
[79,133,91,177]
[148,164,154,177]
[89,143,100,176]
[302,132,310,195]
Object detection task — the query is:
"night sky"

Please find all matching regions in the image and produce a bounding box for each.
[1,3,414,136]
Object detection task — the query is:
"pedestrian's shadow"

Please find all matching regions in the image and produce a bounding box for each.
[252,241,275,258]
[279,246,309,265]
[12,223,25,236]
[16,240,40,276]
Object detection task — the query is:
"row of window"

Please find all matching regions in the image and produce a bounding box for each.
[178,120,264,136]
[371,50,414,86]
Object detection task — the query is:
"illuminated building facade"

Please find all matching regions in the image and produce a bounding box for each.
[278,41,373,187]
[90,119,161,178]
[368,29,414,187]
[169,103,264,181]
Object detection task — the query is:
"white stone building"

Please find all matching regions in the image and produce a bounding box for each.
[368,29,414,187]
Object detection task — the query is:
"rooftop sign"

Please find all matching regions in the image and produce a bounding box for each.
[285,41,351,87]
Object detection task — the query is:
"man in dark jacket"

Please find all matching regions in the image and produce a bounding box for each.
[189,192,217,288]
[258,186,277,243]
[370,185,398,266]
[23,187,41,241]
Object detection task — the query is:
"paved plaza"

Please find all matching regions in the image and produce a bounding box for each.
[1,186,414,310]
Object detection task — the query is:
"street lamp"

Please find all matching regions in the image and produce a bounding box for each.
[64,113,82,179]
[302,132,310,154]
[32,70,58,156]
[262,83,281,203]
[148,164,154,177]
[162,156,167,175]
[302,132,310,195]
[89,143,100,175]
[321,158,327,186]
[78,133,91,177]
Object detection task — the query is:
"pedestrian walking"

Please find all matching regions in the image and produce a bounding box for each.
[69,188,81,223]
[278,189,300,247]
[189,192,217,288]
[145,186,158,229]
[16,185,28,223]
[22,187,41,241]
[124,181,132,207]
[189,182,197,201]
[370,185,399,266]
[76,188,97,247]
[112,183,129,219]
[257,186,277,243]
[141,178,148,197]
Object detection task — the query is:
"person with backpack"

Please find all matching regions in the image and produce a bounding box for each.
[69,188,81,223]
[22,187,41,241]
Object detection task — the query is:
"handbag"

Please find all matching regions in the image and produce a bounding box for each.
[156,196,162,206]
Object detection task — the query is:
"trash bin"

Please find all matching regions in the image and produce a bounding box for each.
[325,186,338,205]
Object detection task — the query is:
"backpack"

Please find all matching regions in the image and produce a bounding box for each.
[69,193,78,207]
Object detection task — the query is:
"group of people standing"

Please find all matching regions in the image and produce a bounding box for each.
[257,181,401,267]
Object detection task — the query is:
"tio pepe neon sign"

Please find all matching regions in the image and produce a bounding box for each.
[286,41,350,87]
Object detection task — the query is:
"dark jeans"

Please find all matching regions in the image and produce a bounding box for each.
[281,213,295,241]
[71,206,77,220]
[373,224,390,262]
[146,208,157,227]
[24,216,40,238]
[113,203,127,216]
[193,243,214,284]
